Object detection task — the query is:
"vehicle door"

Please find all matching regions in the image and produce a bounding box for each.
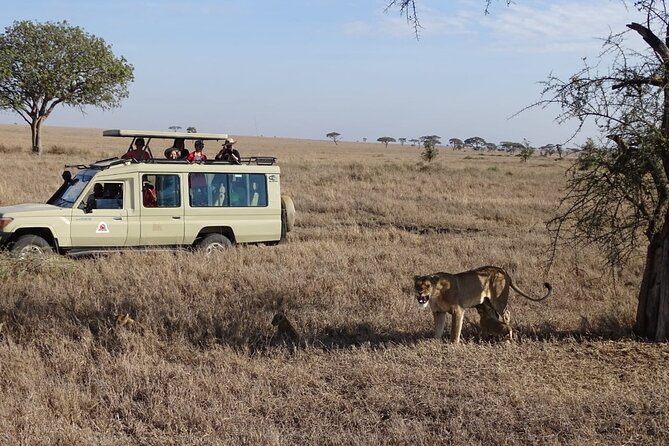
[70,181,128,247]
[140,173,185,245]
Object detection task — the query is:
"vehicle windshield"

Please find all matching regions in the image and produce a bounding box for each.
[51,171,95,208]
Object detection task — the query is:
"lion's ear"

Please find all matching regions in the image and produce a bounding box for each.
[413,275,420,281]
[430,275,439,282]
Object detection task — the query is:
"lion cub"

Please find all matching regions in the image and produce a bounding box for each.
[476,297,513,341]
[271,312,301,345]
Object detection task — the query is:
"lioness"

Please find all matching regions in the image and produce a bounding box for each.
[413,266,552,343]
[476,297,513,341]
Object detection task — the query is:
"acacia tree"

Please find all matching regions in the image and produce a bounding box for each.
[465,136,487,151]
[535,1,669,340]
[420,135,441,162]
[326,132,341,145]
[377,136,396,148]
[449,138,464,149]
[0,21,133,154]
[500,141,524,155]
[518,139,535,162]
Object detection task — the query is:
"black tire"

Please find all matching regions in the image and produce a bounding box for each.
[197,233,232,253]
[279,208,288,244]
[281,195,295,232]
[11,234,53,257]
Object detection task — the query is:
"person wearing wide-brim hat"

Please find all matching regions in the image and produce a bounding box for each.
[215,137,241,164]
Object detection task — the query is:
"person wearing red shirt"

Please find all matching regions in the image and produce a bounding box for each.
[122,137,151,161]
[187,140,207,162]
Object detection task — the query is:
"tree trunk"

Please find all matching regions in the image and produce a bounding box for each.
[635,211,669,340]
[30,118,42,154]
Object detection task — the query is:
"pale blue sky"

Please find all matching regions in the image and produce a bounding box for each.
[0,0,643,146]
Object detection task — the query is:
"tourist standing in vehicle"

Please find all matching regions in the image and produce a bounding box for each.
[122,137,151,161]
[187,140,207,162]
[165,147,182,160]
[215,138,241,164]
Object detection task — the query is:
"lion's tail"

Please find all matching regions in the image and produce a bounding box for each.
[510,281,552,302]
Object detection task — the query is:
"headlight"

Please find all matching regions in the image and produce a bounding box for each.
[0,217,13,230]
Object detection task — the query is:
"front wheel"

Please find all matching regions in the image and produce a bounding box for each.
[11,234,53,257]
[197,233,232,254]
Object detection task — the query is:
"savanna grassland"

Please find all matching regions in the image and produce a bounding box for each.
[0,124,667,445]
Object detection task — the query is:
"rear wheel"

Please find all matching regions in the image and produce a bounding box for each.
[197,233,232,254]
[281,195,295,232]
[11,235,53,257]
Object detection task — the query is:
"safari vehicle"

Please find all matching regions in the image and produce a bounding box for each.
[0,130,295,256]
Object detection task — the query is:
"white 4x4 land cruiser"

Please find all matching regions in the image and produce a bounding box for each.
[0,130,295,256]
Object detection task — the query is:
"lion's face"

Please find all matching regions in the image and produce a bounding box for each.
[413,276,433,308]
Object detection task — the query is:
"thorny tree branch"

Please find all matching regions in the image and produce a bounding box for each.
[385,0,510,39]
[540,2,669,270]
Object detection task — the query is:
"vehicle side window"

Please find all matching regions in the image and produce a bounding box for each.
[143,174,180,208]
[189,173,227,207]
[188,173,267,207]
[188,173,211,207]
[249,174,267,207]
[81,182,123,212]
[230,174,267,207]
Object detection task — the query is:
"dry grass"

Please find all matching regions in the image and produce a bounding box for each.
[0,124,667,445]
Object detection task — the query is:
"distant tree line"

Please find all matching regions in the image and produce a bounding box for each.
[323,131,581,160]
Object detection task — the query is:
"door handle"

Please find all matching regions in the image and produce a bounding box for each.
[113,217,123,221]
[172,216,181,219]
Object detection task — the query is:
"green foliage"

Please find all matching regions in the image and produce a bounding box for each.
[420,135,441,162]
[0,20,134,152]
[575,138,601,171]
[518,139,535,162]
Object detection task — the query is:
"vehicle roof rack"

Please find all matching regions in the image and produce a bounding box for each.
[149,156,277,166]
[103,129,229,140]
[209,156,277,165]
[66,155,277,171]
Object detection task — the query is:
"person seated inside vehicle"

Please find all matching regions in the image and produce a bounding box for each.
[230,182,247,206]
[189,173,208,206]
[103,183,123,200]
[213,183,227,206]
[85,183,104,212]
[83,183,123,212]
[122,137,151,161]
[143,181,157,207]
